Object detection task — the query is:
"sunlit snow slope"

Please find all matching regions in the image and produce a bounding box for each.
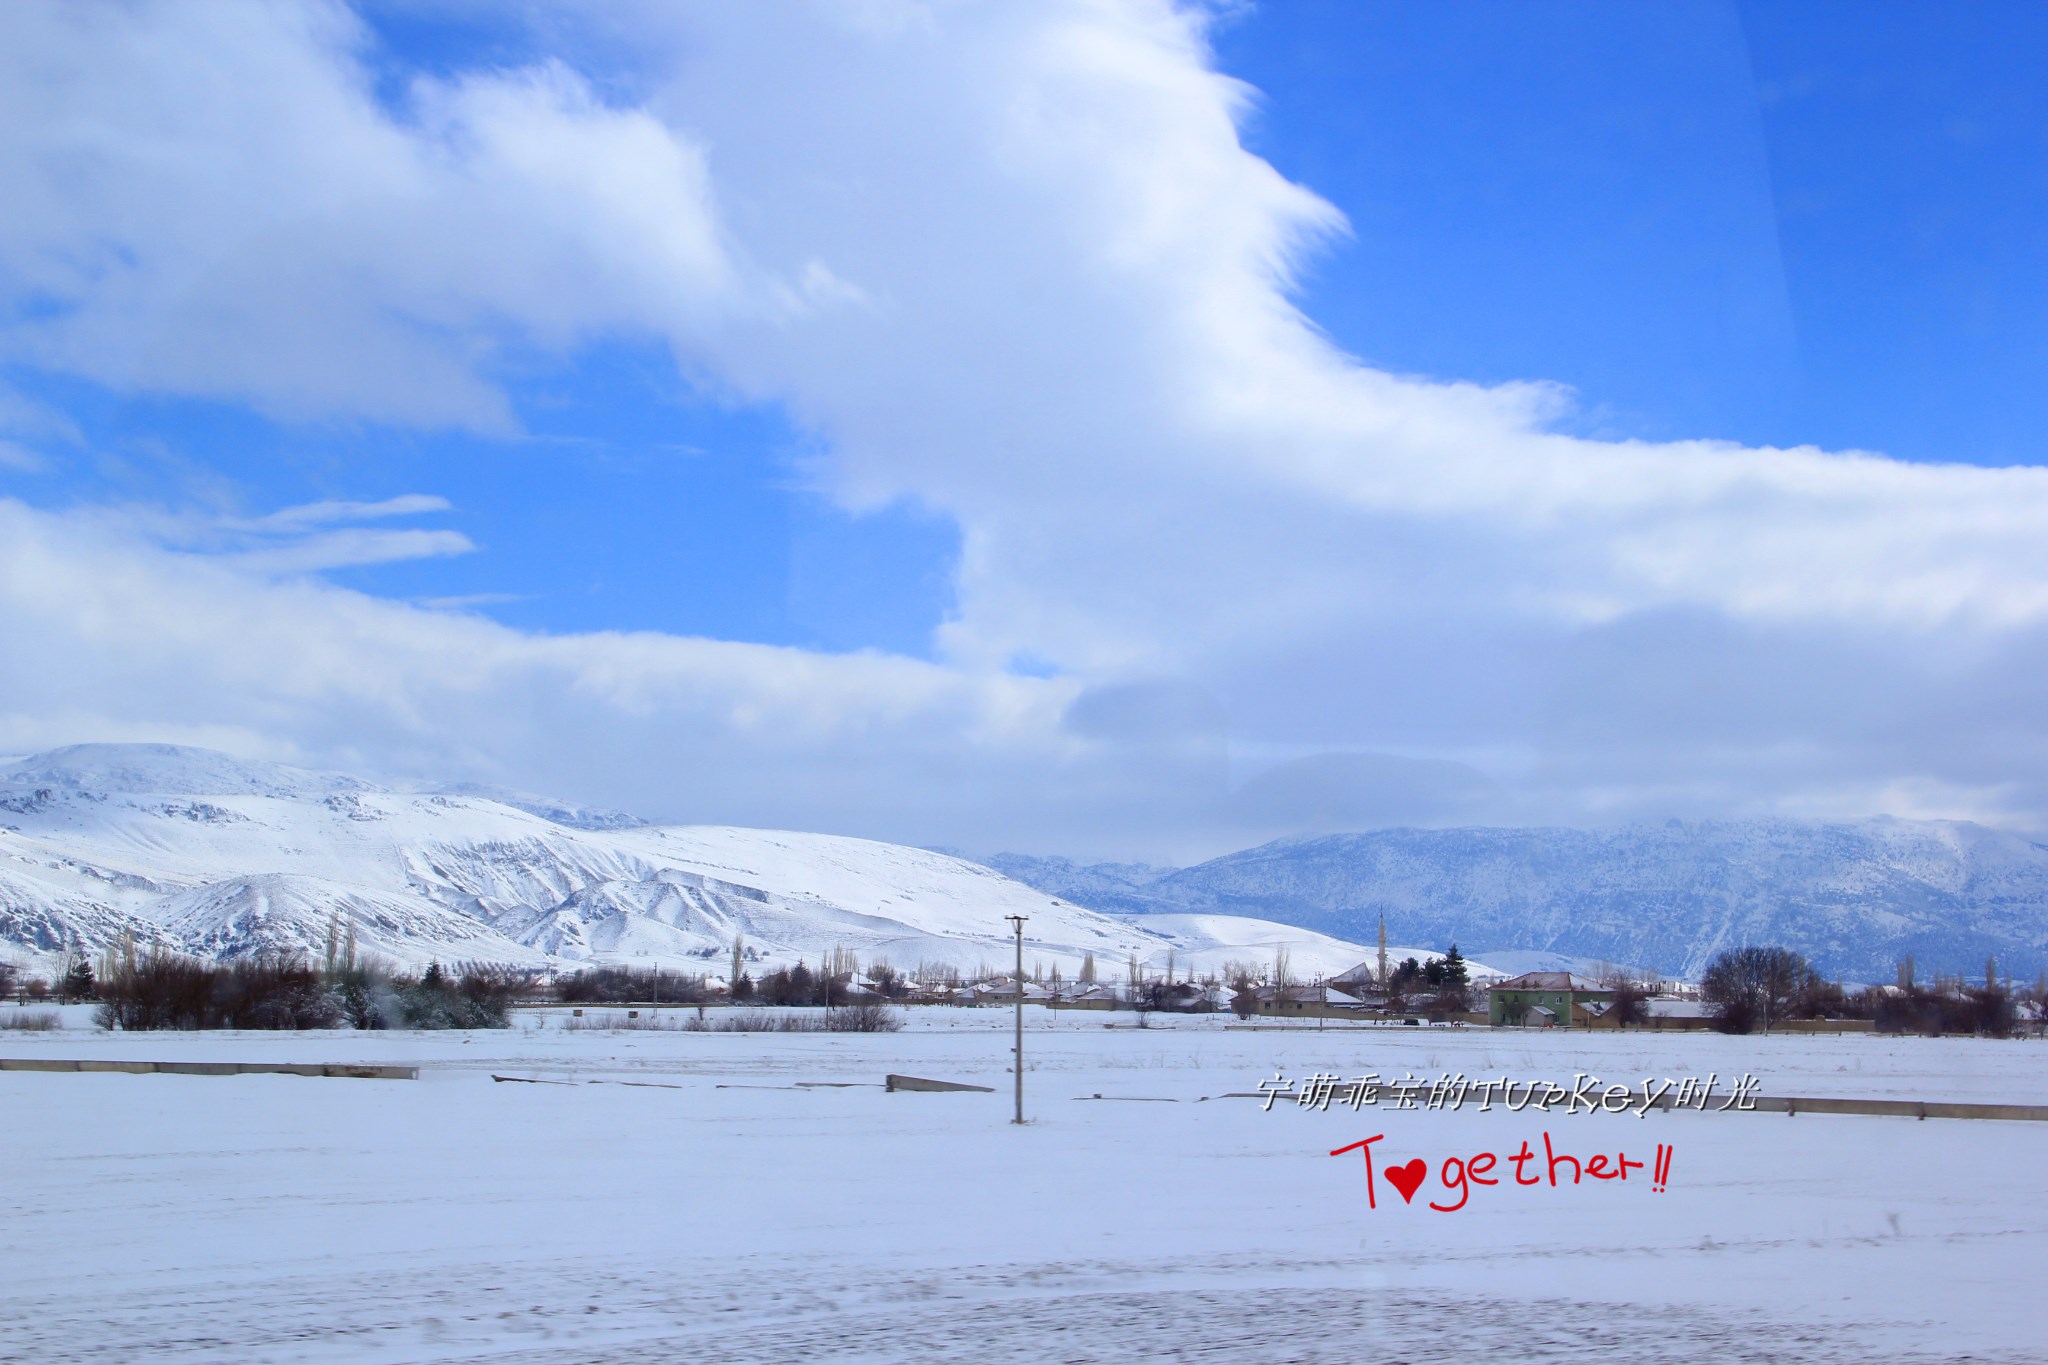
[0,745,1374,978]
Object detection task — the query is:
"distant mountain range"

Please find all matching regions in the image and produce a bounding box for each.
[975,821,2048,983]
[0,744,1379,980]
[10,744,2035,986]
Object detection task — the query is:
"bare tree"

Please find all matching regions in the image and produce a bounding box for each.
[1702,946,1815,1034]
[1608,979,1651,1028]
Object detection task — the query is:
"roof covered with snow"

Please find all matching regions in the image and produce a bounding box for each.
[1490,971,1610,992]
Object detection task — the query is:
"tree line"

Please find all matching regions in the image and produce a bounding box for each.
[86,944,531,1031]
[1698,945,2028,1036]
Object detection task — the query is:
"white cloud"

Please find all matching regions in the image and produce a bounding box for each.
[239,495,453,530]
[2,0,2047,852]
[0,0,735,429]
[0,440,47,473]
[0,381,81,471]
[223,526,477,574]
[0,496,1239,856]
[0,384,81,447]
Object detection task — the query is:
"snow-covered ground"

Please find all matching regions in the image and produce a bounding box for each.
[4,1010,2044,1362]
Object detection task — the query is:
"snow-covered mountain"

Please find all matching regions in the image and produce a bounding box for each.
[980,821,2048,982]
[959,852,1179,917]
[16,746,2034,986]
[0,744,1378,981]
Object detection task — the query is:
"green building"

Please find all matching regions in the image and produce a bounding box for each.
[1488,971,1614,1027]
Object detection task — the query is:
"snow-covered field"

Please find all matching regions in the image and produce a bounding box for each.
[5,1008,2044,1362]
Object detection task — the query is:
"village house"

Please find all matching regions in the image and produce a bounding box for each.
[1234,981,1377,1019]
[1325,962,1389,1009]
[954,978,1054,1006]
[1052,983,1122,1010]
[1640,998,1716,1030]
[1487,971,1614,1027]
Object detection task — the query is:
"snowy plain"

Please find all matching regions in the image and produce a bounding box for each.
[4,1006,2045,1363]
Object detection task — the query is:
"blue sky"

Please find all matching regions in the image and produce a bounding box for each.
[10,346,955,652]
[1217,0,2048,466]
[3,1,2047,855]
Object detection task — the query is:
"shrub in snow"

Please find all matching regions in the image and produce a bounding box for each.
[826,1001,904,1032]
[95,949,339,1030]
[680,1004,902,1033]
[90,946,534,1031]
[555,966,707,1005]
[392,962,532,1029]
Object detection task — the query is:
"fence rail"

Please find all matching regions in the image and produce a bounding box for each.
[0,1058,417,1080]
[1222,1082,2048,1121]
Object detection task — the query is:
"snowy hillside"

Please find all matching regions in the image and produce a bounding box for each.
[0,744,1377,980]
[982,821,2048,981]
[18,744,2029,985]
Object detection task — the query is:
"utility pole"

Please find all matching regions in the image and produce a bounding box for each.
[1006,914,1027,1124]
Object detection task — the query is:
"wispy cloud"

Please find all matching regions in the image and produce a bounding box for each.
[415,592,528,612]
[0,439,47,472]
[0,379,81,471]
[224,527,477,574]
[56,492,479,577]
[234,495,453,531]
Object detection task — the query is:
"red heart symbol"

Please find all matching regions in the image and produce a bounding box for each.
[1385,1158,1427,1204]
